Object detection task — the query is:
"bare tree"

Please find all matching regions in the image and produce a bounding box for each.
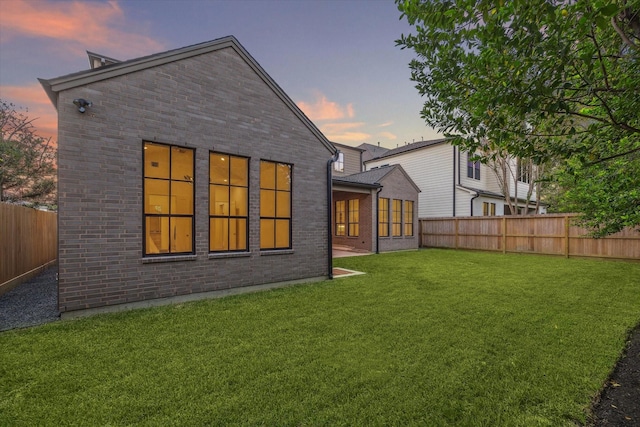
[0,100,56,205]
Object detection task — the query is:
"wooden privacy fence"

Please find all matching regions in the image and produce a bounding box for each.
[0,203,57,295]
[419,214,639,261]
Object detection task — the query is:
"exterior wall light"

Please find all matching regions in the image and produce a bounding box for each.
[73,98,92,113]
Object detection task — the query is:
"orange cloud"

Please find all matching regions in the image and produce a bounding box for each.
[1,0,164,57]
[378,121,394,128]
[377,131,397,140]
[319,122,371,143]
[297,92,355,121]
[1,84,58,141]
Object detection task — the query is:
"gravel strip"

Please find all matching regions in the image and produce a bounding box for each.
[0,266,60,332]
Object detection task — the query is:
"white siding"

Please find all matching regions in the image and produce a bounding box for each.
[366,143,454,217]
[365,142,543,218]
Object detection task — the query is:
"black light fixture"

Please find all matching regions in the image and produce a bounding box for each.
[73,98,92,113]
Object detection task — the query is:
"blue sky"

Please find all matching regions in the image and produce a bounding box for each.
[0,0,441,147]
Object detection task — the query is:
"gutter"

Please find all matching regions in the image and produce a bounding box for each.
[327,150,340,279]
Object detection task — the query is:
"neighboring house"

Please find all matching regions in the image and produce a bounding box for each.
[332,142,364,176]
[358,142,389,163]
[39,36,337,314]
[332,143,420,253]
[364,139,545,218]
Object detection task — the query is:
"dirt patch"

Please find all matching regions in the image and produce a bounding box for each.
[588,324,640,426]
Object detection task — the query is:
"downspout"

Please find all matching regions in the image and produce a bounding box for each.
[470,191,479,216]
[375,186,383,254]
[452,145,456,217]
[327,150,340,279]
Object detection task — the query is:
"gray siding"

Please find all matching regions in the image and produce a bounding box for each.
[333,144,362,177]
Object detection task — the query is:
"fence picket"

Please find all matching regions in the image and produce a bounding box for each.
[1,203,57,293]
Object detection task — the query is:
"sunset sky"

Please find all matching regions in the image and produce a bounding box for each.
[0,0,441,147]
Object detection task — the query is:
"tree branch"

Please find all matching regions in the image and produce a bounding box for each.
[612,16,639,51]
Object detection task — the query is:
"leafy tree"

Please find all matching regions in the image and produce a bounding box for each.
[0,100,56,205]
[396,0,639,236]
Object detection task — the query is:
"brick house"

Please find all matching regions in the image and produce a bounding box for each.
[332,143,420,253]
[39,36,337,314]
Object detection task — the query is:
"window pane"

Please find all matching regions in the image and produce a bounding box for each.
[230,156,248,186]
[145,216,169,254]
[348,199,359,223]
[276,163,291,190]
[260,161,276,189]
[276,191,290,217]
[379,223,388,237]
[349,224,359,237]
[210,154,229,184]
[230,187,248,216]
[170,217,192,253]
[210,218,229,251]
[171,146,194,181]
[145,179,169,214]
[171,181,194,215]
[260,189,275,217]
[260,219,274,249]
[229,218,247,251]
[144,143,170,179]
[210,185,229,216]
[275,219,290,248]
[404,201,414,236]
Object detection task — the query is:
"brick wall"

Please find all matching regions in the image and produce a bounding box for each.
[56,47,333,312]
[332,190,373,251]
[378,168,419,252]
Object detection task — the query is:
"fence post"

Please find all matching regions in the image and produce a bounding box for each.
[502,216,507,254]
[564,215,570,258]
[455,218,459,249]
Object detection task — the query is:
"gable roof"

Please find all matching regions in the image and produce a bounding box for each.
[333,164,421,193]
[38,36,336,154]
[333,142,365,152]
[364,138,450,163]
[358,142,389,156]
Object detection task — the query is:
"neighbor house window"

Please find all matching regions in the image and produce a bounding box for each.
[392,199,402,236]
[143,142,194,255]
[348,199,359,237]
[335,200,346,236]
[483,202,496,216]
[518,159,531,183]
[404,200,414,236]
[379,197,389,237]
[467,153,480,180]
[260,160,292,250]
[210,153,249,252]
[334,152,344,172]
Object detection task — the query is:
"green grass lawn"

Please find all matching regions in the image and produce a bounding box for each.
[1,250,639,426]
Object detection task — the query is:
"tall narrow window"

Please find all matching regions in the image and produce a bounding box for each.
[260,161,292,250]
[482,202,496,216]
[210,153,248,252]
[334,152,344,172]
[467,153,480,180]
[335,200,346,236]
[517,159,531,183]
[392,199,402,236]
[379,197,389,237]
[348,199,359,237]
[404,200,414,236]
[143,142,194,255]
